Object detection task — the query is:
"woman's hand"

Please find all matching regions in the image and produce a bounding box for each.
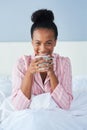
[27,57,47,74]
[28,56,54,74]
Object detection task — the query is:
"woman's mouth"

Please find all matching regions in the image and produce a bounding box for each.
[37,52,50,56]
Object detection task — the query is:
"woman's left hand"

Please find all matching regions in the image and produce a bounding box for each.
[38,56,54,73]
[46,57,54,75]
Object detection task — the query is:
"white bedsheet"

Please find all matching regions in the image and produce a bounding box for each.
[0,75,87,130]
[0,91,87,130]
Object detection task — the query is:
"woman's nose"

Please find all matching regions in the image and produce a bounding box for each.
[40,45,46,52]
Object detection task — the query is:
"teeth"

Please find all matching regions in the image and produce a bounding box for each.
[35,55,53,60]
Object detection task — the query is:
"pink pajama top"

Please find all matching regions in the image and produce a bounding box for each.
[11,53,73,110]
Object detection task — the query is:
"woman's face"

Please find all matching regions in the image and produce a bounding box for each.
[32,28,56,56]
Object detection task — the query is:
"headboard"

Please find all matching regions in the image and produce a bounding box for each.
[0,41,87,77]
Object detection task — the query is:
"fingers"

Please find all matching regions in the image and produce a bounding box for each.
[28,56,54,73]
[37,61,54,73]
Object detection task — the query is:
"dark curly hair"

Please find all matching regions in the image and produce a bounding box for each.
[31,9,58,40]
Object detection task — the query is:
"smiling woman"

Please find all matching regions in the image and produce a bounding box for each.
[32,29,56,56]
[10,9,73,111]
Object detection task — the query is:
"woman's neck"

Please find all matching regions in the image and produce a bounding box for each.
[40,72,47,84]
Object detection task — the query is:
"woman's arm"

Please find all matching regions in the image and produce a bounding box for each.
[11,56,33,110]
[48,71,59,92]
[11,56,48,110]
[51,57,73,110]
[21,70,33,99]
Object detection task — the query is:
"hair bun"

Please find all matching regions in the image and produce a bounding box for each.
[31,9,54,23]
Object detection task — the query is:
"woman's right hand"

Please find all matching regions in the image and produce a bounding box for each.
[27,57,41,74]
[27,57,50,74]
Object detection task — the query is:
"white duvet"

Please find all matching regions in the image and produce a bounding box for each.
[0,76,87,130]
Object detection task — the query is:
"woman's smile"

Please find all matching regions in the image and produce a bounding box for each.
[32,28,56,56]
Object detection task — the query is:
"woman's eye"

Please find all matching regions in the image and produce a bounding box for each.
[35,42,40,45]
[46,42,52,45]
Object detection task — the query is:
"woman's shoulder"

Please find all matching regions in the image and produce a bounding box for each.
[17,55,31,64]
[12,55,32,76]
[53,53,72,71]
[53,53,70,60]
[15,55,32,71]
[53,53,71,64]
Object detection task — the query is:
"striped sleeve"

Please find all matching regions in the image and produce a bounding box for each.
[51,57,73,110]
[11,56,31,110]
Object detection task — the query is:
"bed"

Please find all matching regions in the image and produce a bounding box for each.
[0,41,87,130]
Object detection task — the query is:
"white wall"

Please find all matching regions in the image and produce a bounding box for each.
[0,42,87,77]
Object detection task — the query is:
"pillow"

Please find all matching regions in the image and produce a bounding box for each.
[72,75,87,92]
[0,75,12,97]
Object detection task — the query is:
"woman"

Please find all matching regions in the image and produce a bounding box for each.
[11,9,73,110]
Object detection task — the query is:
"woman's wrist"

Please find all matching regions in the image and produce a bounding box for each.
[26,69,34,78]
[47,70,55,77]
